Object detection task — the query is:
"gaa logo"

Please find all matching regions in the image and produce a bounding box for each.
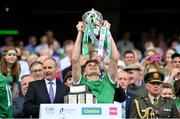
[45,107,55,114]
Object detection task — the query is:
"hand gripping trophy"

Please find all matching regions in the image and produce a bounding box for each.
[82,8,111,63]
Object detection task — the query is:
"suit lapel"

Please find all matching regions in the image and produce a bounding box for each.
[41,79,51,102]
[126,93,130,110]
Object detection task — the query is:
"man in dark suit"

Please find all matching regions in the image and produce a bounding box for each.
[13,74,34,118]
[116,70,137,118]
[23,58,69,118]
[130,71,179,118]
[114,84,126,103]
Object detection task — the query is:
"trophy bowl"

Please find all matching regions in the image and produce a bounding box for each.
[81,9,111,63]
[82,9,103,36]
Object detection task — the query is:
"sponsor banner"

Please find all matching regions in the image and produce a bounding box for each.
[39,104,122,119]
[82,107,102,115]
[109,107,118,115]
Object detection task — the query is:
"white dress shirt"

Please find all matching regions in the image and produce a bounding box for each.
[45,79,56,97]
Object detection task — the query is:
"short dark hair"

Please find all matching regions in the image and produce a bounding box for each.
[81,64,86,75]
[84,59,99,68]
[63,71,72,83]
[171,53,180,60]
[123,50,135,58]
[21,74,31,80]
[30,61,43,70]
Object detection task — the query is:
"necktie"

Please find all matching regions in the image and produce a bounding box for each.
[153,97,158,105]
[48,81,54,103]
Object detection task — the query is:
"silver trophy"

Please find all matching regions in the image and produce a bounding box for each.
[82,8,103,36]
[82,9,111,63]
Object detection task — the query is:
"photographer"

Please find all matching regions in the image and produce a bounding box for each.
[167,53,180,84]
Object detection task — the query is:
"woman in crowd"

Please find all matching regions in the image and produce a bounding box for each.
[0,46,20,118]
[163,48,176,81]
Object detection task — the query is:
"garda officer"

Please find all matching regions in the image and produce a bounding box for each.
[130,71,180,118]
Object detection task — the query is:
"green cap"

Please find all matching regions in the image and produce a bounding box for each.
[144,72,164,83]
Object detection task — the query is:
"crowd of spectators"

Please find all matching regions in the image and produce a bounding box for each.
[0,23,180,118]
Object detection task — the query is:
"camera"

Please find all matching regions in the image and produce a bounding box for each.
[149,55,162,63]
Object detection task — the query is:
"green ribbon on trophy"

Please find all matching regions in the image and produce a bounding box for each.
[82,9,111,63]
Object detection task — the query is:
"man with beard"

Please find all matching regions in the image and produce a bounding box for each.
[130,72,179,118]
[72,21,119,103]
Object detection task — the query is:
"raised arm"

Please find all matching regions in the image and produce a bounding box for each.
[104,21,119,83]
[167,68,179,84]
[72,22,84,83]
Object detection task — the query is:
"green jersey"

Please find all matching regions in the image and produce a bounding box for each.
[7,70,19,85]
[80,74,115,103]
[0,73,13,118]
[0,69,19,85]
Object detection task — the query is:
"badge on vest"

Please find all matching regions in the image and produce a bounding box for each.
[163,108,171,112]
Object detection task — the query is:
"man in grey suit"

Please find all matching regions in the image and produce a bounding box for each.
[23,58,69,118]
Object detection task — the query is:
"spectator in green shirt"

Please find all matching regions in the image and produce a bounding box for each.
[0,46,20,118]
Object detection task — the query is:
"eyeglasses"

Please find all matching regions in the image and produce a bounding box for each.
[31,69,43,73]
[4,53,17,56]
